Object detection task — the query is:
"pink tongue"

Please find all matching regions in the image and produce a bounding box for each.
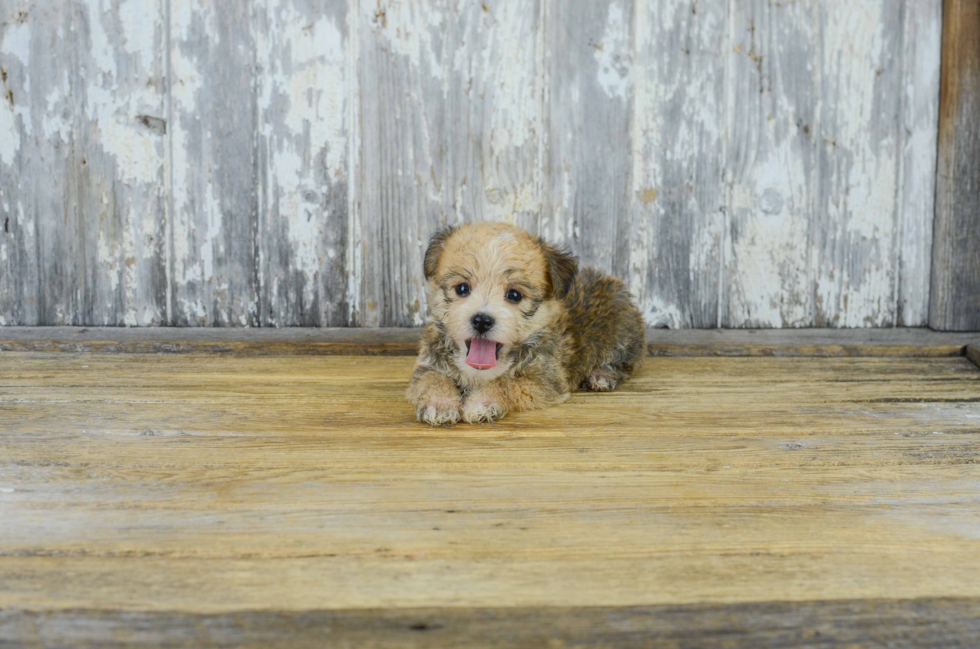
[466,338,498,369]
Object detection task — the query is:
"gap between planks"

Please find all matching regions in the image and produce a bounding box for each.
[0,327,978,358]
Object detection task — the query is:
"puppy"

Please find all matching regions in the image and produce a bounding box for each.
[407,222,646,425]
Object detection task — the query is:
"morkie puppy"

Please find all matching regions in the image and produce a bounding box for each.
[407,222,646,425]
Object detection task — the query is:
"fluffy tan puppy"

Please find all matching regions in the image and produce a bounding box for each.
[407,222,646,425]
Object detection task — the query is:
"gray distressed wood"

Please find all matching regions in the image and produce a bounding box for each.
[631,0,727,329]
[547,0,634,282]
[898,0,941,326]
[254,0,350,327]
[0,0,947,329]
[3,599,980,648]
[812,2,905,327]
[71,0,169,326]
[1,326,976,357]
[169,0,260,326]
[724,0,818,328]
[930,0,980,331]
[355,0,446,327]
[725,0,939,328]
[447,0,545,235]
[0,2,73,326]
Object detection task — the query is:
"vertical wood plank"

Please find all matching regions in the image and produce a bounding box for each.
[0,0,952,329]
[931,0,980,331]
[630,0,725,328]
[0,3,39,326]
[724,1,817,328]
[70,0,169,326]
[0,2,73,325]
[448,0,546,234]
[725,0,927,329]
[895,0,941,327]
[170,0,259,326]
[355,0,448,327]
[254,0,350,326]
[546,0,634,279]
[356,0,547,327]
[810,1,904,327]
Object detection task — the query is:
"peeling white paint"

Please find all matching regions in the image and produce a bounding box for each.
[594,3,632,100]
[813,1,900,327]
[372,0,445,80]
[256,2,348,322]
[346,0,362,327]
[0,0,944,329]
[40,85,70,143]
[728,136,812,327]
[0,19,31,166]
[0,95,17,167]
[896,0,941,326]
[644,298,683,330]
[1,20,31,68]
[170,0,210,321]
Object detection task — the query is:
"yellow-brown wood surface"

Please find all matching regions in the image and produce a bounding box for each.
[2,353,979,615]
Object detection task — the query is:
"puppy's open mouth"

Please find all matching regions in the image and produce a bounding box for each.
[465,338,503,370]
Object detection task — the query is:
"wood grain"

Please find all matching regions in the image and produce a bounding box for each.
[548,0,635,284]
[2,350,979,643]
[898,0,942,327]
[3,599,980,648]
[931,0,980,331]
[0,2,73,326]
[254,0,351,327]
[724,0,816,328]
[355,0,446,328]
[1,353,979,620]
[630,0,725,328]
[967,345,980,370]
[71,0,170,327]
[169,0,260,326]
[0,0,946,329]
[0,326,978,357]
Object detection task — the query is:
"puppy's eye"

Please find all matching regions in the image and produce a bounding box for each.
[455,283,471,297]
[505,289,523,304]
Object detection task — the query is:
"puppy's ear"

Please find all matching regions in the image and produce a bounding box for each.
[423,226,457,280]
[539,239,578,299]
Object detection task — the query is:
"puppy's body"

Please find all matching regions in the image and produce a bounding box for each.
[407,222,645,425]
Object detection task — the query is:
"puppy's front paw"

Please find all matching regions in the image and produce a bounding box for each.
[462,394,507,424]
[585,366,620,392]
[416,396,461,427]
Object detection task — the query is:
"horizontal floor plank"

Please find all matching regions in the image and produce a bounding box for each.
[1,327,978,356]
[1,354,978,616]
[3,599,980,649]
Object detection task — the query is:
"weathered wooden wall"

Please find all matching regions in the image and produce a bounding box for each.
[931,0,980,332]
[0,0,942,328]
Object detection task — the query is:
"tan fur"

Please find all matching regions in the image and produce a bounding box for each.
[408,222,645,426]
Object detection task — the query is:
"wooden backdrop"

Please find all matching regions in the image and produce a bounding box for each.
[0,0,942,328]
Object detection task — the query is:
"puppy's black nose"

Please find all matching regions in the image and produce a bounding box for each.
[471,313,495,334]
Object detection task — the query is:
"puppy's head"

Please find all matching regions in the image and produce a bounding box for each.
[423,222,577,382]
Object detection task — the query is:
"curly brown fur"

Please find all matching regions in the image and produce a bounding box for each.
[562,268,647,391]
[407,222,645,425]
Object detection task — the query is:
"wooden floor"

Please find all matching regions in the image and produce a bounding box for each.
[2,336,980,646]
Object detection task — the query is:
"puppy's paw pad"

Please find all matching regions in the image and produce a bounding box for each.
[462,396,506,424]
[585,370,618,392]
[416,398,461,427]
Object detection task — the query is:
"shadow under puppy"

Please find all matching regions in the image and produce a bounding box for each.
[407,222,646,425]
